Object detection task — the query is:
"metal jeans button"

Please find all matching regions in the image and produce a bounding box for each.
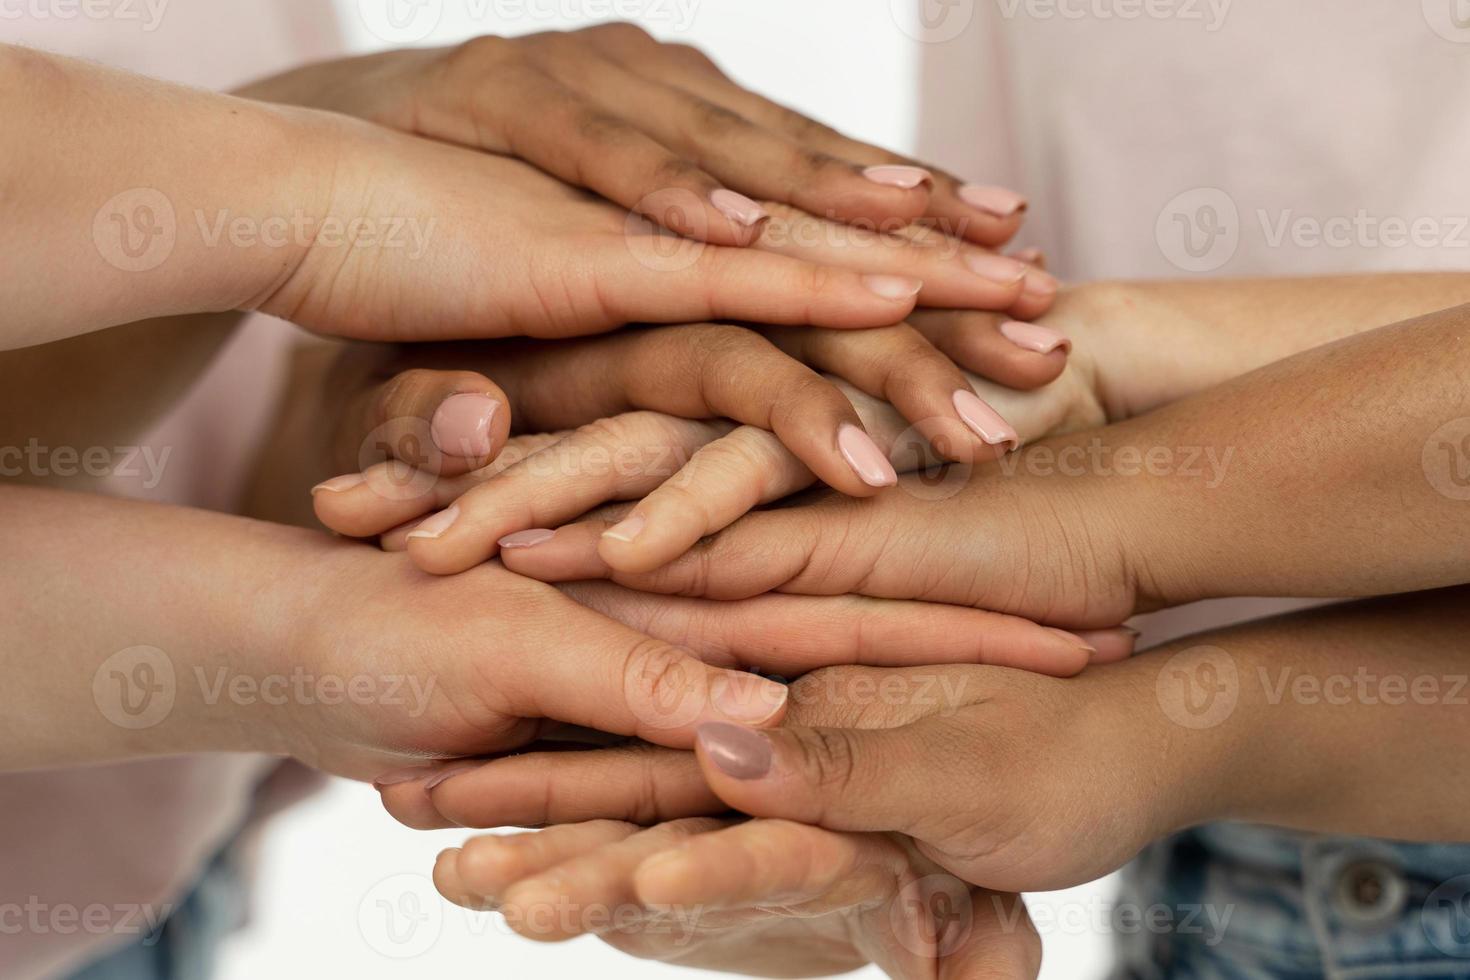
[1334,859,1408,930]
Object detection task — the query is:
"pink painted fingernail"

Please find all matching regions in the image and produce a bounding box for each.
[406,505,459,541]
[1023,268,1060,299]
[862,164,932,189]
[952,390,1019,452]
[1044,627,1097,658]
[1015,247,1045,266]
[696,722,774,779]
[710,189,768,227]
[602,514,646,544]
[999,319,1071,354]
[959,184,1027,218]
[498,528,555,550]
[372,765,437,788]
[837,424,898,488]
[312,473,365,494]
[431,393,499,458]
[424,762,481,791]
[964,252,1028,285]
[1072,627,1141,664]
[861,275,923,301]
[713,672,788,725]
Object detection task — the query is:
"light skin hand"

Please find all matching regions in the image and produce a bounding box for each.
[433,817,1041,980]
[388,588,1470,890]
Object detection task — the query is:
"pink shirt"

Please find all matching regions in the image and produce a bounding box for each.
[0,6,339,979]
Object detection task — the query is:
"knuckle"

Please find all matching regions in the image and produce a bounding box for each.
[797,728,863,797]
[588,21,654,46]
[794,147,847,179]
[649,153,706,189]
[573,108,636,148]
[449,34,519,73]
[685,97,750,137]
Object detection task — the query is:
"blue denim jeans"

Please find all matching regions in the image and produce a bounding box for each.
[62,846,244,980]
[1112,823,1470,979]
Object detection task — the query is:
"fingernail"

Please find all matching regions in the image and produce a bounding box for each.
[713,672,788,725]
[406,505,459,541]
[1023,268,1060,299]
[999,319,1071,354]
[1014,247,1045,266]
[696,722,773,780]
[862,164,932,189]
[959,184,1027,218]
[837,424,898,488]
[372,765,437,788]
[1072,627,1141,664]
[952,390,1019,452]
[964,252,1028,286]
[498,528,555,550]
[424,762,480,791]
[710,188,768,227]
[1044,627,1097,658]
[602,514,646,544]
[312,473,365,494]
[861,274,924,301]
[431,393,500,458]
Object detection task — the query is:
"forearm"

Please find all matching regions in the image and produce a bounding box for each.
[1079,301,1470,605]
[0,484,320,769]
[0,46,327,350]
[1125,588,1470,843]
[1068,273,1470,419]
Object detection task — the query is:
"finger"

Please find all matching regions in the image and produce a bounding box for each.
[632,819,907,915]
[313,435,547,540]
[597,235,923,331]
[329,368,512,479]
[693,718,958,836]
[439,820,640,910]
[1012,246,1046,271]
[907,310,1069,391]
[753,204,1027,312]
[561,581,1098,678]
[593,425,815,574]
[766,324,1020,461]
[403,412,728,574]
[943,891,1043,980]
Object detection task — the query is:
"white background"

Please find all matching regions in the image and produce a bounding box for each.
[221,2,1117,977]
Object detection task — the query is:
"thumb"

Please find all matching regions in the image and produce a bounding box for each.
[692,720,943,835]
[338,367,512,479]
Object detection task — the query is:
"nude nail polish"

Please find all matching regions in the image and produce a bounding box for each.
[312,473,365,494]
[837,424,898,488]
[431,393,499,458]
[862,164,932,189]
[406,505,459,541]
[710,189,768,227]
[424,762,480,791]
[999,319,1072,354]
[861,274,924,301]
[713,672,788,725]
[372,765,437,788]
[602,514,646,543]
[952,391,1019,452]
[696,722,773,780]
[959,184,1028,218]
[498,528,555,550]
[1022,268,1060,298]
[964,252,1029,285]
